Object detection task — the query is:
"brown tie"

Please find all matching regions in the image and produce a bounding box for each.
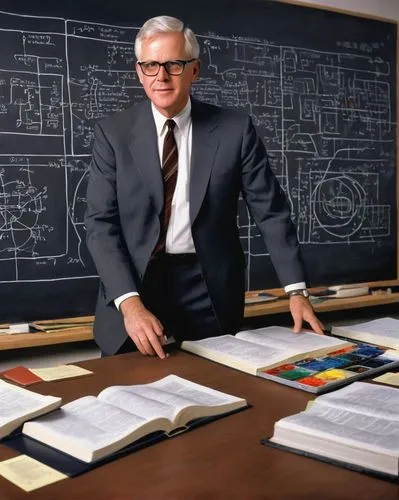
[153,119,178,256]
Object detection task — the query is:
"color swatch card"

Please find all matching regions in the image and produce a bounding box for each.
[260,342,399,393]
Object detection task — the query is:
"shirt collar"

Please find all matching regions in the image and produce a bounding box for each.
[151,99,191,136]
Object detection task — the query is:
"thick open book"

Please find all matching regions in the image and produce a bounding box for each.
[265,381,399,480]
[182,327,399,394]
[181,326,352,376]
[332,317,399,350]
[21,375,247,463]
[0,380,61,439]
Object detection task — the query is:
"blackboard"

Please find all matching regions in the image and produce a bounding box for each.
[0,0,396,321]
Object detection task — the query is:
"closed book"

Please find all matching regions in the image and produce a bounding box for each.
[2,366,43,386]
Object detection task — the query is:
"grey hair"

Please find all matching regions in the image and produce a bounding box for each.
[135,16,200,60]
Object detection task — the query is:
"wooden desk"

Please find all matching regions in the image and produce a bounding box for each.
[0,352,396,499]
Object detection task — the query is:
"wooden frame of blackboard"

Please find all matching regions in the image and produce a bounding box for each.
[273,0,399,293]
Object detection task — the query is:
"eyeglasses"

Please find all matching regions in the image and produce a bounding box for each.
[137,59,196,76]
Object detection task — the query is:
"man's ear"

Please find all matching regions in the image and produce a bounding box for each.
[135,62,143,84]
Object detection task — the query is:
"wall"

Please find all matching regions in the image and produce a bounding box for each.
[279,0,399,21]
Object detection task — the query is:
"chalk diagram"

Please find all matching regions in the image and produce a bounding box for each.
[0,161,48,260]
[192,39,394,286]
[0,11,395,288]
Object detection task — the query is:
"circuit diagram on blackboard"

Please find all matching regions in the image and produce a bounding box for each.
[0,10,396,289]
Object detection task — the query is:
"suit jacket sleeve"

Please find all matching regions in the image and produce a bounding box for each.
[240,116,306,287]
[85,122,139,304]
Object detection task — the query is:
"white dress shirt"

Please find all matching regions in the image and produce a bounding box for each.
[115,99,305,309]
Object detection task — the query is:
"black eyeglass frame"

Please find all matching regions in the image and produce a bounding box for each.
[137,59,197,76]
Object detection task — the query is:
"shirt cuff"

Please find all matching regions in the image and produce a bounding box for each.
[114,292,139,310]
[284,282,307,293]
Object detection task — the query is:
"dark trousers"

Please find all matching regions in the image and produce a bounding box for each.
[102,254,221,356]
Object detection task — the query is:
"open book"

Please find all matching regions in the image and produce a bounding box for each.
[0,380,61,439]
[181,326,352,376]
[265,382,399,479]
[181,327,399,394]
[21,375,247,463]
[332,317,399,350]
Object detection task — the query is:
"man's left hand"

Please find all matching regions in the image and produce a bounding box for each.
[289,295,324,334]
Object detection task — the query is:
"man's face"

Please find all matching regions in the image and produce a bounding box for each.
[136,32,200,118]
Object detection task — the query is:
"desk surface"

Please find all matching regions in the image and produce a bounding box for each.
[0,352,397,499]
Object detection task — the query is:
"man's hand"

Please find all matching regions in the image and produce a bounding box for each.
[120,296,166,359]
[289,295,324,334]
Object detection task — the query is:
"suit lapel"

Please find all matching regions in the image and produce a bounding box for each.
[190,100,219,224]
[128,101,163,215]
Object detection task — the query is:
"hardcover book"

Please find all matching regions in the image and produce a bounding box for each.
[19,375,247,463]
[263,381,399,481]
[181,326,352,376]
[331,317,399,350]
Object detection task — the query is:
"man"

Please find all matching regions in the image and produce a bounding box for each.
[85,15,324,358]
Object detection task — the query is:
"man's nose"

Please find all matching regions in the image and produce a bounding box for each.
[157,65,170,80]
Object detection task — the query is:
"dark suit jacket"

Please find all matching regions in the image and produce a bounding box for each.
[85,98,305,354]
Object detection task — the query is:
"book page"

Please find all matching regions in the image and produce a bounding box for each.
[237,326,350,353]
[0,380,61,434]
[144,374,243,406]
[383,350,399,360]
[25,396,149,445]
[335,317,399,339]
[314,381,399,420]
[22,395,164,463]
[99,375,244,423]
[98,386,187,422]
[279,403,399,454]
[183,335,290,373]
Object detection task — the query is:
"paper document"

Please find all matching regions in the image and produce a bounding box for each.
[0,455,67,491]
[0,323,31,335]
[373,372,399,387]
[30,364,93,381]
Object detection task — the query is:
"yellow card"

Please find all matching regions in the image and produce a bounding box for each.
[0,455,67,491]
[30,364,93,381]
[373,372,399,386]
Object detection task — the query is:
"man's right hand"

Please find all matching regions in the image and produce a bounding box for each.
[120,296,166,359]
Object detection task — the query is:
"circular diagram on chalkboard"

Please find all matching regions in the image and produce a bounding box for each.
[312,175,366,238]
